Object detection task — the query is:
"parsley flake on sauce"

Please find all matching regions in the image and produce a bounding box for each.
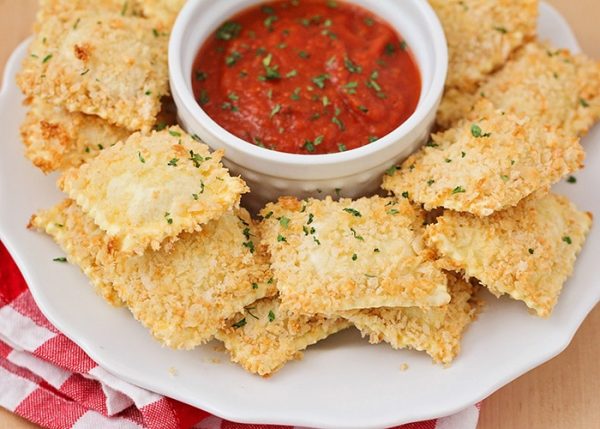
[216,22,242,40]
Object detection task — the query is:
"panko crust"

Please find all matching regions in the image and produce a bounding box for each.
[430,0,538,92]
[138,0,187,27]
[437,42,600,134]
[20,97,130,174]
[59,126,248,255]
[28,200,122,306]
[30,200,274,349]
[383,103,585,216]
[259,196,450,315]
[341,273,481,364]
[17,2,169,131]
[217,297,350,376]
[425,193,593,317]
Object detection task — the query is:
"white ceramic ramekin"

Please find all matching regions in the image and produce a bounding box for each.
[170,0,447,206]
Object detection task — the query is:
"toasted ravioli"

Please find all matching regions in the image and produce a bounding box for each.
[437,42,600,133]
[31,200,273,348]
[28,200,122,306]
[17,5,169,131]
[260,196,449,315]
[425,194,593,317]
[430,0,538,92]
[383,104,585,216]
[20,98,130,174]
[342,273,481,364]
[217,297,350,376]
[139,0,187,27]
[59,127,248,255]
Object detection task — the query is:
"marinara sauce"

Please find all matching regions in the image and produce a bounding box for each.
[192,0,421,155]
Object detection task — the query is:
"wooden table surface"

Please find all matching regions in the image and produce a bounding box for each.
[0,1,598,428]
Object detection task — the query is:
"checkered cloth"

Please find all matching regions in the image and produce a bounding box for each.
[0,242,480,429]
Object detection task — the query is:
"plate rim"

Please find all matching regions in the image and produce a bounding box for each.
[0,3,597,428]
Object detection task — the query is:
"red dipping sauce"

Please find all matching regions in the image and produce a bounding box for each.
[192,0,421,155]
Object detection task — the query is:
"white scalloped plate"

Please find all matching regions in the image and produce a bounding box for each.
[0,3,598,428]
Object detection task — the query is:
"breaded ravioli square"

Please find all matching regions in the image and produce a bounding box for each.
[217,297,350,376]
[31,200,274,349]
[425,193,593,317]
[20,98,131,174]
[139,0,187,27]
[430,0,538,92]
[29,200,122,306]
[437,42,600,133]
[342,273,481,364]
[59,127,248,255]
[383,103,585,216]
[17,4,169,131]
[260,196,449,315]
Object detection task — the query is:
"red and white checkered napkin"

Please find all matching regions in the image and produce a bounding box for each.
[0,242,480,429]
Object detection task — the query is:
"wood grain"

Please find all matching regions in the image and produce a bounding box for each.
[0,1,598,428]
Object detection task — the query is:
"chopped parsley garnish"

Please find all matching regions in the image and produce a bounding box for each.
[567,176,577,184]
[188,150,206,168]
[401,191,409,199]
[494,26,508,34]
[579,98,590,108]
[303,135,324,152]
[268,310,276,322]
[338,143,347,152]
[225,51,242,67]
[53,257,67,263]
[216,22,242,40]
[528,248,535,255]
[138,152,146,163]
[452,186,466,194]
[298,50,310,59]
[385,166,398,176]
[388,209,399,215]
[42,54,53,63]
[286,69,298,78]
[243,241,255,253]
[270,104,282,118]
[264,15,278,31]
[169,130,181,137]
[343,208,362,217]
[195,70,207,81]
[364,17,374,26]
[352,253,358,261]
[344,56,362,73]
[307,213,315,224]
[164,212,173,224]
[562,236,572,245]
[332,115,345,131]
[291,87,301,100]
[312,74,330,89]
[277,234,287,242]
[427,179,435,186]
[232,318,247,329]
[198,89,209,105]
[252,282,259,290]
[471,124,491,138]
[261,53,281,80]
[350,228,364,241]
[279,216,290,228]
[168,158,179,167]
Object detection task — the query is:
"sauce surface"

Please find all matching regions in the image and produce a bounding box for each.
[192,0,421,155]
